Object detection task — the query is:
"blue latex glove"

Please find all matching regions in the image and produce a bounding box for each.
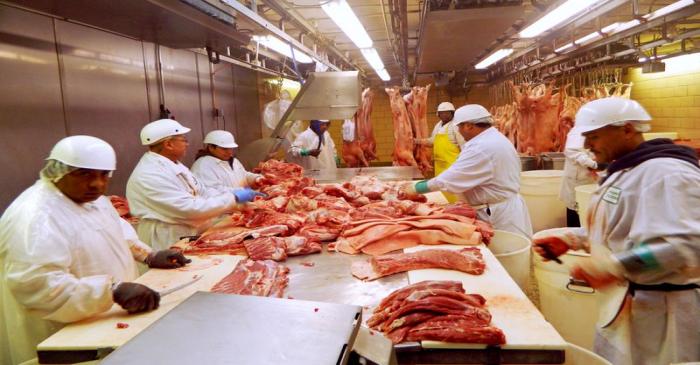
[232,188,265,203]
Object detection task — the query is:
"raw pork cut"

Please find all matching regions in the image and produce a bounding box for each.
[351,247,485,281]
[385,86,417,167]
[404,85,432,175]
[357,88,377,162]
[244,237,287,261]
[367,280,504,345]
[210,259,289,297]
[174,225,288,255]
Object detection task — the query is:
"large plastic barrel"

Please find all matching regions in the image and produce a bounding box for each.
[574,184,597,229]
[532,228,600,350]
[564,343,611,365]
[488,230,531,290]
[520,170,566,232]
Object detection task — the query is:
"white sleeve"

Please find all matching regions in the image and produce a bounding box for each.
[328,134,338,157]
[289,133,307,157]
[119,217,152,262]
[5,219,114,323]
[131,170,236,221]
[428,148,492,193]
[619,171,700,281]
[564,148,596,169]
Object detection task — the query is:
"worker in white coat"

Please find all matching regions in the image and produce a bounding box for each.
[127,119,263,251]
[0,136,190,365]
[415,101,465,202]
[533,98,700,365]
[288,119,338,171]
[401,105,533,238]
[191,130,263,193]
[559,131,598,227]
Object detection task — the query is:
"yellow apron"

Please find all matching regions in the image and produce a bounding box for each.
[433,131,460,203]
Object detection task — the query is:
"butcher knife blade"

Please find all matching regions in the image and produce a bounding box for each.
[158,274,203,297]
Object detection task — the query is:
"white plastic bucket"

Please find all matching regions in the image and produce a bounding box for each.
[488,230,531,290]
[520,170,567,232]
[532,228,600,351]
[574,184,597,229]
[564,343,611,365]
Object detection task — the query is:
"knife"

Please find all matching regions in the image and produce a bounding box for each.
[158,274,203,297]
[539,245,563,264]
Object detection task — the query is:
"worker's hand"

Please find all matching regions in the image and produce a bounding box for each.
[400,182,418,196]
[233,188,266,203]
[113,282,160,314]
[571,255,624,289]
[308,149,321,157]
[413,138,425,146]
[145,249,191,269]
[533,230,585,261]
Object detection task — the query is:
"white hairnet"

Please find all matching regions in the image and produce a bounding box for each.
[40,159,77,183]
[39,159,113,183]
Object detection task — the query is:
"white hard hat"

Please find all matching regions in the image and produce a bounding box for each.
[140,119,191,146]
[204,130,238,148]
[453,104,492,126]
[571,97,651,136]
[48,135,116,170]
[436,102,455,113]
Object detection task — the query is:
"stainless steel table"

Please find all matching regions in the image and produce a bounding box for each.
[304,166,425,184]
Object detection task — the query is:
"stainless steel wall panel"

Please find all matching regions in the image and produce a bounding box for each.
[142,42,160,121]
[232,65,262,147]
[196,53,216,139]
[211,62,237,138]
[0,5,66,211]
[54,20,150,197]
[159,47,203,166]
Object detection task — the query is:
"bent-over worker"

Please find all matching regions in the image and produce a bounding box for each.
[402,104,533,238]
[533,97,700,365]
[288,119,338,171]
[0,136,190,365]
[191,130,263,192]
[127,119,263,251]
[559,131,598,227]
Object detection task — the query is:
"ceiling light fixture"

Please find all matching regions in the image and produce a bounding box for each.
[253,35,314,63]
[519,0,604,38]
[321,0,373,49]
[555,22,621,54]
[475,49,514,69]
[376,68,391,82]
[360,48,385,72]
[644,0,695,21]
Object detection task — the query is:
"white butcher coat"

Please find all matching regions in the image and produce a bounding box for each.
[569,157,700,365]
[191,156,261,192]
[289,128,338,171]
[427,127,533,238]
[559,148,597,210]
[0,179,151,365]
[127,152,237,251]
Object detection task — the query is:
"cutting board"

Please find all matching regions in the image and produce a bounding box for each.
[38,255,243,352]
[100,292,362,365]
[405,244,566,350]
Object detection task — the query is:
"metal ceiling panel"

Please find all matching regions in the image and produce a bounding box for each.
[416,5,524,73]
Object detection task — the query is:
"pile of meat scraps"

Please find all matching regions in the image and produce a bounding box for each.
[352,247,485,281]
[175,160,493,260]
[210,259,289,298]
[368,280,505,345]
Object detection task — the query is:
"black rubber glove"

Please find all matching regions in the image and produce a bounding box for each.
[308,148,322,157]
[113,282,160,314]
[145,249,192,269]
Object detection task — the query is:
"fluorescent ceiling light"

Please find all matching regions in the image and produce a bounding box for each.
[555,43,574,53]
[321,0,373,49]
[253,35,313,63]
[360,48,385,71]
[519,0,603,38]
[475,49,513,69]
[376,68,391,81]
[638,55,666,62]
[661,53,700,73]
[601,22,621,34]
[609,19,641,35]
[644,0,695,21]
